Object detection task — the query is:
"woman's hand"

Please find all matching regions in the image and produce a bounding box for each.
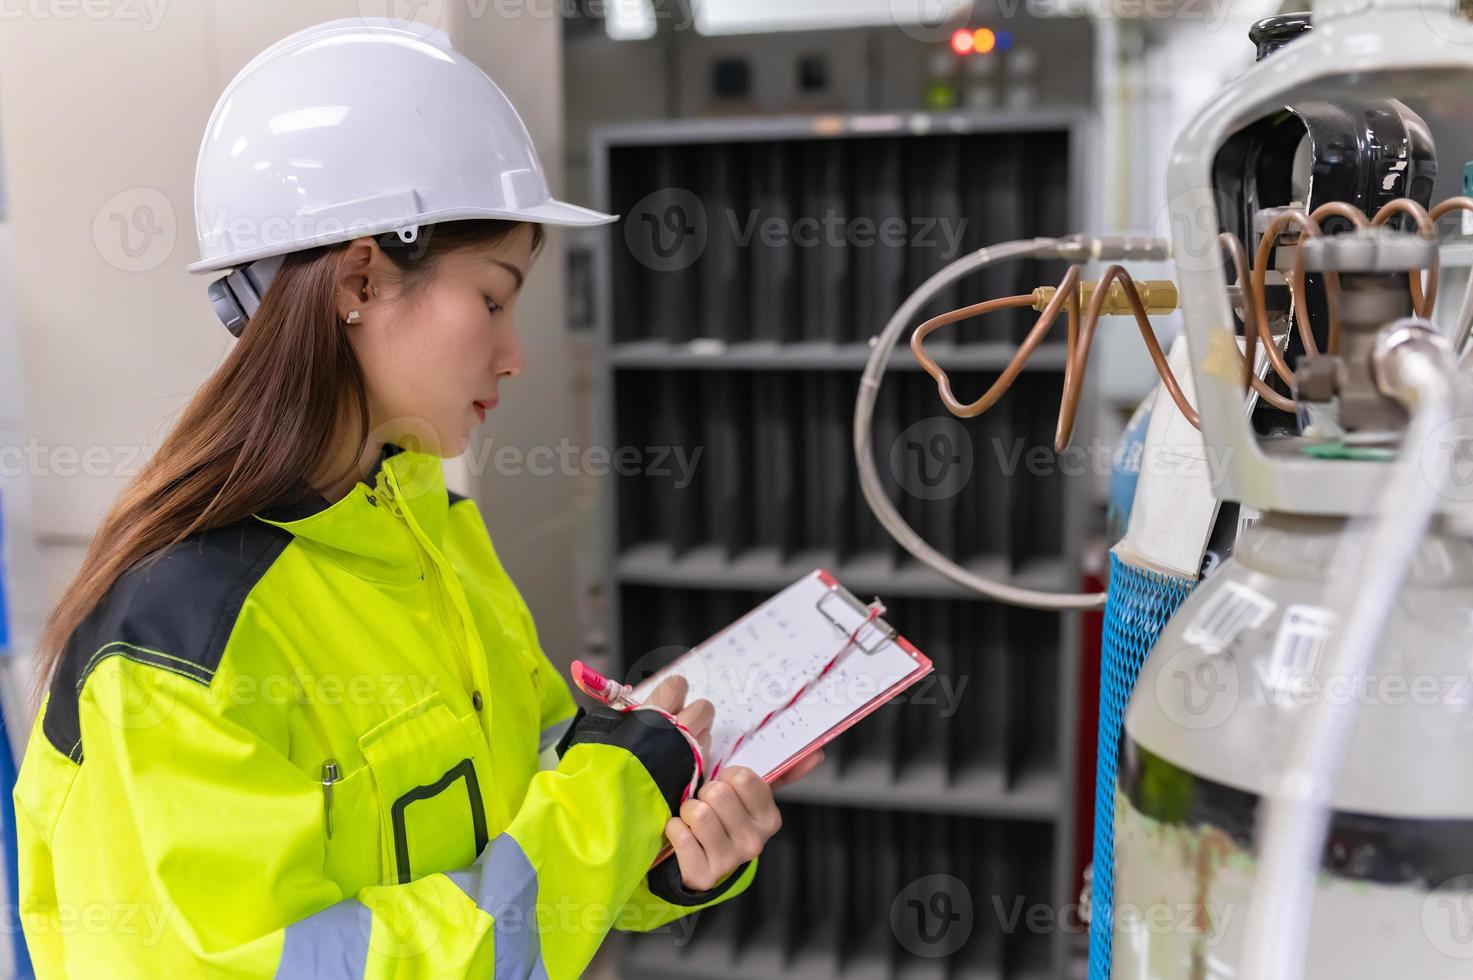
[646,674,827,892]
[646,675,713,761]
[663,749,825,891]
[665,766,781,892]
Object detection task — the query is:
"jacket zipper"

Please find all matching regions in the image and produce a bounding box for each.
[321,759,339,839]
[381,479,475,693]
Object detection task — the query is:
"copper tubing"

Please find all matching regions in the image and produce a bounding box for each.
[1226,230,1293,386]
[910,194,1469,453]
[1429,195,1473,223]
[1370,197,1438,319]
[1306,201,1369,354]
[1060,275,1082,425]
[1058,265,1200,447]
[1253,208,1324,357]
[1252,199,1437,357]
[1222,233,1297,413]
[910,264,1202,452]
[908,269,1079,419]
[1309,201,1371,229]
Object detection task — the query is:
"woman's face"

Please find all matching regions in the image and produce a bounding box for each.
[338,225,535,458]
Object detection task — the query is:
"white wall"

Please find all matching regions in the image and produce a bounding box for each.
[0,2,578,681]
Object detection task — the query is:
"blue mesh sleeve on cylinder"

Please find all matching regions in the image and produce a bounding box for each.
[1088,550,1195,980]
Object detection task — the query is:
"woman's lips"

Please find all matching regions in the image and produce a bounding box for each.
[472,399,495,422]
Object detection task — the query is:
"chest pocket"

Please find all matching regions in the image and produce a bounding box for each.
[359,692,489,884]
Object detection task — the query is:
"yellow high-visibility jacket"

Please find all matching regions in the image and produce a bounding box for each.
[14,445,754,977]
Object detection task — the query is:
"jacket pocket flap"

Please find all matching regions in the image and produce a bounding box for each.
[359,692,488,883]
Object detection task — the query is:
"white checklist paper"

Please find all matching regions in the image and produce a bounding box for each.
[630,570,930,778]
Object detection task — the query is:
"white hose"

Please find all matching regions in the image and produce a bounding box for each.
[1238,324,1458,980]
[853,235,1166,612]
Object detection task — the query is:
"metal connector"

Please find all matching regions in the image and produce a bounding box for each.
[1052,234,1172,263]
[1031,279,1180,316]
[1372,318,1455,408]
[1300,228,1437,273]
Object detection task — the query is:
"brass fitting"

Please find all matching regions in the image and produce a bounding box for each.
[1031,280,1180,316]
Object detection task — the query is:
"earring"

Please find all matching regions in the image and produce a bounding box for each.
[346,310,361,324]
[372,286,380,297]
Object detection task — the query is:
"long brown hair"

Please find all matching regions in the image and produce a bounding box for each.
[34,219,543,694]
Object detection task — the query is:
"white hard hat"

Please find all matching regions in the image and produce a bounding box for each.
[189,17,615,280]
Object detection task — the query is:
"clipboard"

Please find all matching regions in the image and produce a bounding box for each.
[629,569,933,786]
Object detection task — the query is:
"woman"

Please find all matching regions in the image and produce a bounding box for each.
[14,18,817,977]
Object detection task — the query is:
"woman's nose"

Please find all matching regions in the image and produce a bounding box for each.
[497,329,525,378]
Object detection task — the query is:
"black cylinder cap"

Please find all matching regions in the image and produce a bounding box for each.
[1249,13,1313,61]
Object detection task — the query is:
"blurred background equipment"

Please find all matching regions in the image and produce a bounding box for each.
[853,3,1473,979]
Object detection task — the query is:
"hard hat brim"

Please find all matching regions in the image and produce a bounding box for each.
[187,199,618,276]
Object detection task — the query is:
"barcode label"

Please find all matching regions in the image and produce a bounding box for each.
[1266,605,1335,692]
[1182,581,1276,652]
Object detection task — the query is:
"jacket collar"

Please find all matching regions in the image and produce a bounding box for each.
[256,444,452,579]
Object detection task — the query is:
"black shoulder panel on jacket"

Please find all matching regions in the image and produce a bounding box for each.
[447,487,469,505]
[42,517,294,763]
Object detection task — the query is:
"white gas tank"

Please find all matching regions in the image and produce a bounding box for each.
[1114,512,1473,978]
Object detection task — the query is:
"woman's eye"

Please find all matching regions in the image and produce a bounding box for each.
[486,298,503,316]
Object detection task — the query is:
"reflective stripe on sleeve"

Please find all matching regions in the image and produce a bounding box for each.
[275,899,371,979]
[446,833,549,979]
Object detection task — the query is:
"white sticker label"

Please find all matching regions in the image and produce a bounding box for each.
[1266,605,1336,693]
[1182,581,1276,652]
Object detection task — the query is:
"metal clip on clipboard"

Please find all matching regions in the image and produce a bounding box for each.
[815,585,896,654]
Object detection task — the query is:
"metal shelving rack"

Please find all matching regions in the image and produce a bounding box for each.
[591,110,1090,979]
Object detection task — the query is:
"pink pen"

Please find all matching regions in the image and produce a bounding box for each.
[571,660,642,711]
[571,659,706,819]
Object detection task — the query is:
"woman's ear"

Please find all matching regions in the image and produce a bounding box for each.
[335,237,388,323]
